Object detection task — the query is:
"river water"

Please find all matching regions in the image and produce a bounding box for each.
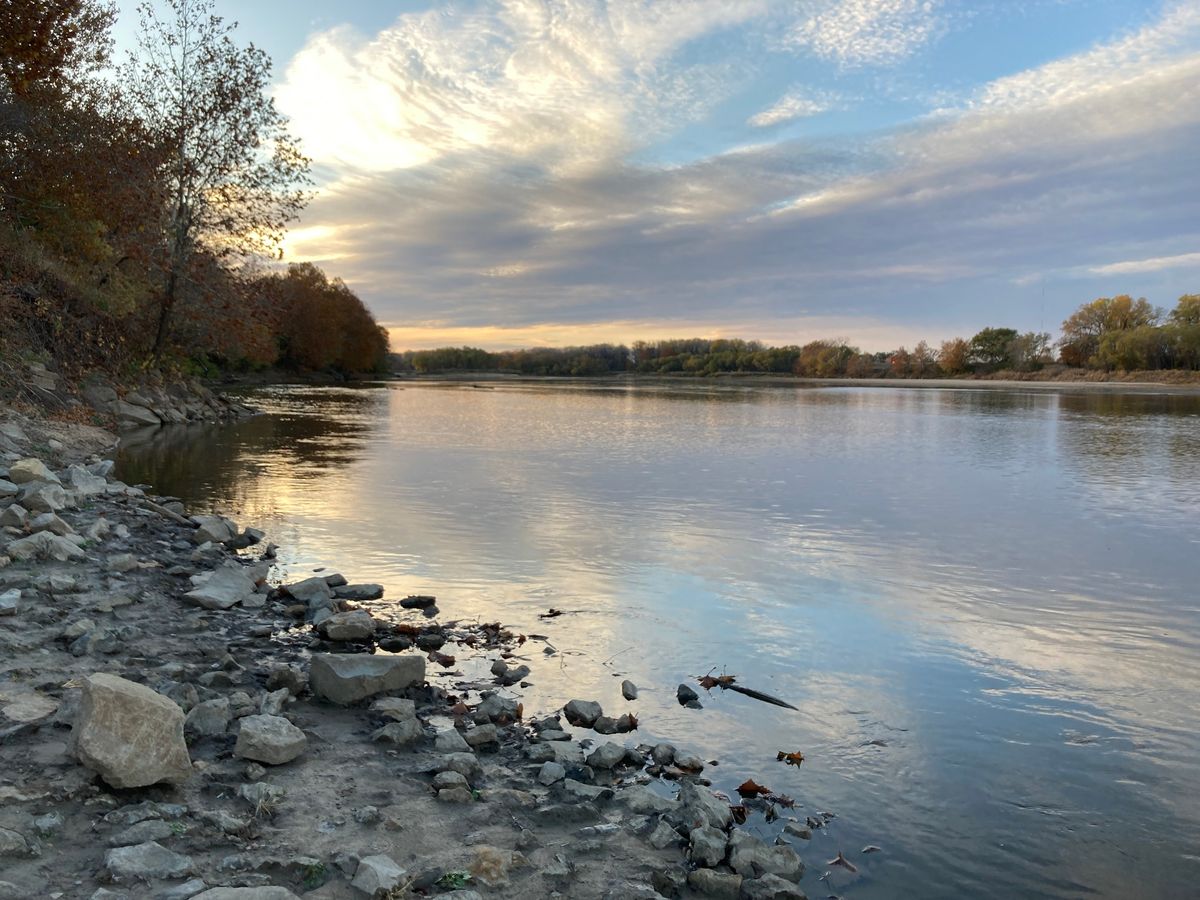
[117,380,1200,899]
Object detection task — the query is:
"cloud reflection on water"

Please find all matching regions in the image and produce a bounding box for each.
[118,381,1200,900]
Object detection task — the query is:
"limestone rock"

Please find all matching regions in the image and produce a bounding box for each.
[115,401,161,427]
[28,512,74,536]
[0,479,16,498]
[72,673,193,788]
[64,464,107,496]
[319,610,375,641]
[0,503,26,528]
[687,869,743,898]
[6,531,85,562]
[191,890,301,900]
[678,781,733,831]
[191,515,238,544]
[8,458,59,485]
[17,481,68,513]
[0,589,18,617]
[351,854,407,896]
[184,561,256,610]
[104,841,194,880]
[309,653,425,705]
[281,576,333,604]
[234,715,307,765]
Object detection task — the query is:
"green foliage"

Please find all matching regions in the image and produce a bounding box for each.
[968,327,1019,371]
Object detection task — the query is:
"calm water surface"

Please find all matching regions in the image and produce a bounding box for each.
[118,381,1200,900]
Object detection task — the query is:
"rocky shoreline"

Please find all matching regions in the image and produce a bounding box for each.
[0,410,813,900]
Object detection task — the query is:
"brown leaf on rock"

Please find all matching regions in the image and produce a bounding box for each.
[730,805,748,824]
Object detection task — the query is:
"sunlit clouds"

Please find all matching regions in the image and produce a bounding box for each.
[269,1,1200,350]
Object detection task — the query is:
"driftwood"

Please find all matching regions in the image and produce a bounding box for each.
[136,497,194,527]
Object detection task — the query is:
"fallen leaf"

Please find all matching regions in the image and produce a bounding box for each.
[736,779,772,798]
[776,750,805,766]
[730,805,748,825]
[827,851,858,873]
[861,845,882,854]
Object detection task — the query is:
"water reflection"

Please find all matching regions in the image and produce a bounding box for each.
[118,382,1200,900]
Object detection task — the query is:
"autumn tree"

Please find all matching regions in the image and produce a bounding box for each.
[938,337,970,375]
[1058,295,1160,367]
[126,0,310,357]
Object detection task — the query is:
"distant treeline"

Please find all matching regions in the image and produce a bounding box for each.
[396,294,1200,378]
[0,0,389,382]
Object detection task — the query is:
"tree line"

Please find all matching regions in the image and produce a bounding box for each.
[396,294,1200,378]
[0,0,388,378]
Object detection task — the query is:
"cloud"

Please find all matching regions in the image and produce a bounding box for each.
[1090,251,1200,276]
[748,87,839,127]
[275,0,768,173]
[276,1,1200,348]
[786,0,944,67]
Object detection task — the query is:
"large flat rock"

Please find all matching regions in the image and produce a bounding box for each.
[309,653,425,705]
[72,673,193,788]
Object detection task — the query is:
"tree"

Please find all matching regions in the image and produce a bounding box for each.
[1169,294,1200,326]
[126,0,310,357]
[1007,331,1052,372]
[938,337,970,375]
[1059,295,1160,367]
[0,0,115,98]
[969,327,1018,371]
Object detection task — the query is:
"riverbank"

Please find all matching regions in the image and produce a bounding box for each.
[0,408,813,900]
[396,371,1200,395]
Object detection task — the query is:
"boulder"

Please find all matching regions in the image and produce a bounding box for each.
[0,589,18,616]
[115,401,161,427]
[192,890,301,900]
[5,531,85,562]
[28,512,74,536]
[688,825,728,867]
[282,576,333,604]
[72,673,193,788]
[687,869,743,898]
[352,855,407,896]
[371,719,423,745]
[104,841,194,880]
[727,831,804,881]
[563,699,603,727]
[8,458,60,485]
[333,583,385,601]
[64,464,107,496]
[621,680,639,700]
[0,503,26,528]
[184,698,231,737]
[741,873,809,899]
[586,742,627,769]
[677,781,733,830]
[370,697,416,721]
[0,479,17,498]
[319,610,376,641]
[191,515,238,544]
[184,561,256,610]
[234,715,307,765]
[435,728,470,753]
[309,653,425,705]
[18,481,68,513]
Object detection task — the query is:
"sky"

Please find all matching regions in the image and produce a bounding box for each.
[112,1,1200,351]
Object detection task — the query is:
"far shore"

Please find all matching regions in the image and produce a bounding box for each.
[389,371,1200,396]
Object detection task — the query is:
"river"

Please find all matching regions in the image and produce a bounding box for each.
[117,380,1200,899]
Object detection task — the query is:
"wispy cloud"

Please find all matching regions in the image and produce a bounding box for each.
[786,0,944,67]
[1090,251,1200,276]
[748,87,839,127]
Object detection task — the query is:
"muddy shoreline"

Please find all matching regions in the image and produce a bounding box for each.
[0,409,816,900]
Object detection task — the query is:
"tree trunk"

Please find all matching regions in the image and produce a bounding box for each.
[152,262,179,360]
